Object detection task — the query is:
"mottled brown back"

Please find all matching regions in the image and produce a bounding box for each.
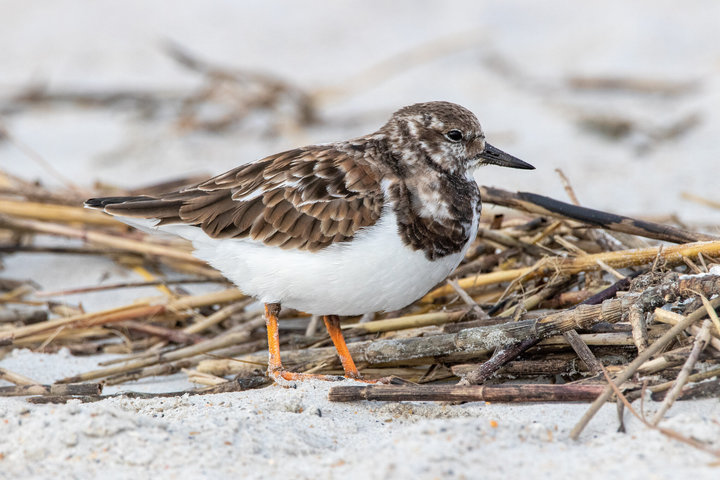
[94,145,385,251]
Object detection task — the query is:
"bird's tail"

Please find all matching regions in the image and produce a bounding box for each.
[85,196,183,224]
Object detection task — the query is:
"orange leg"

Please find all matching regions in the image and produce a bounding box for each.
[264,303,340,382]
[323,315,360,379]
[264,303,283,373]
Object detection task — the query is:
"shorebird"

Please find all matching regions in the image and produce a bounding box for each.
[86,101,534,382]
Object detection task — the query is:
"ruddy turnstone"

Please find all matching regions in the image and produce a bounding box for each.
[86,101,534,382]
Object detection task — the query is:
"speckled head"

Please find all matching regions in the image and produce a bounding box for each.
[379,101,534,175]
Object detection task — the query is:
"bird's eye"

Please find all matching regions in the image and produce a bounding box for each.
[445,130,463,142]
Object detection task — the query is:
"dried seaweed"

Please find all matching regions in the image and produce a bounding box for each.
[0,166,719,455]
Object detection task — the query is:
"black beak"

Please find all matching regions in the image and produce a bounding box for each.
[478,143,535,170]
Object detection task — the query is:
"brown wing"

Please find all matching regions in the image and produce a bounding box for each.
[95,145,385,251]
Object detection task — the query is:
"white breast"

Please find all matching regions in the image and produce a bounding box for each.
[166,207,480,316]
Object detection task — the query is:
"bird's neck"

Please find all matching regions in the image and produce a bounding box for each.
[387,168,480,261]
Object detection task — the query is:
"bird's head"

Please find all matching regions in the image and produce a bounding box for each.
[380,101,534,175]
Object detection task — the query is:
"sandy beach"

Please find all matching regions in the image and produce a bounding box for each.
[1,1,719,478]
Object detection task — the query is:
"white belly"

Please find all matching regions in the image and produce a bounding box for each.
[181,208,478,315]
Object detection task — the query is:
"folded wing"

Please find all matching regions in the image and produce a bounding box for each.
[86,146,385,251]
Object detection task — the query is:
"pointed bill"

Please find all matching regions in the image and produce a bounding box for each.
[479,143,535,170]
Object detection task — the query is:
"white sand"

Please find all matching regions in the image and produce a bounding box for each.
[1,1,720,478]
[1,350,719,479]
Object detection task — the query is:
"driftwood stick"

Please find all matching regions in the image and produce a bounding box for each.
[196,375,271,394]
[451,355,620,377]
[458,338,540,385]
[627,304,649,352]
[26,396,105,404]
[570,296,720,440]
[328,383,606,403]
[199,329,650,377]
[0,383,102,397]
[562,330,603,374]
[650,319,712,425]
[1,304,167,343]
[480,186,716,244]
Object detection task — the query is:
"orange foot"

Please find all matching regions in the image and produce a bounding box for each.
[267,367,386,385]
[264,304,392,385]
[268,368,344,383]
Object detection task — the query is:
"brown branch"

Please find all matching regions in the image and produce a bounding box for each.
[480,186,716,244]
[196,375,271,394]
[562,330,603,375]
[457,337,540,385]
[0,383,102,397]
[452,355,616,377]
[328,383,606,403]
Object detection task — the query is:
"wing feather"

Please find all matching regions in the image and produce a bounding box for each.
[93,145,385,251]
[89,145,384,251]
